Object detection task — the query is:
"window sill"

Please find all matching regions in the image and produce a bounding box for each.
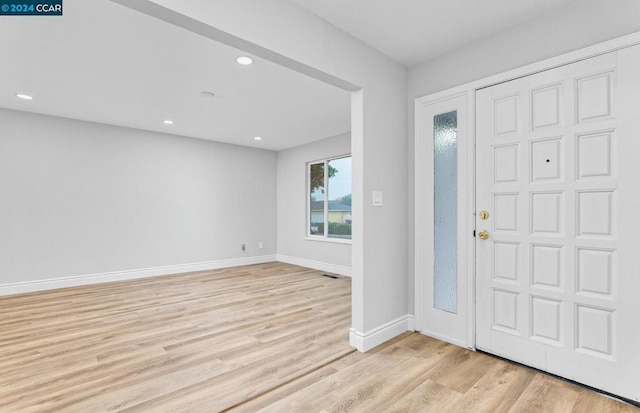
[304,236,352,245]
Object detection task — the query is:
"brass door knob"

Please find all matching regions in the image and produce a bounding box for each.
[478,230,490,240]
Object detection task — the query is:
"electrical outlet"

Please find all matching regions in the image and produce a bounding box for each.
[241,244,246,253]
[258,242,263,249]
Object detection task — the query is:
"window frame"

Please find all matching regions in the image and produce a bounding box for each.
[306,154,352,244]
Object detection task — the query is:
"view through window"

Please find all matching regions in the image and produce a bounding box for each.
[309,156,352,240]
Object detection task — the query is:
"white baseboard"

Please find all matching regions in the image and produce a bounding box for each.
[407,314,415,331]
[349,314,413,352]
[276,254,351,277]
[0,255,277,296]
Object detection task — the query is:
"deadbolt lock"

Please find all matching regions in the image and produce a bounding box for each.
[479,210,490,220]
[478,230,490,240]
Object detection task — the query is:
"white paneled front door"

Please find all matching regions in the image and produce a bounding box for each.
[475,47,640,402]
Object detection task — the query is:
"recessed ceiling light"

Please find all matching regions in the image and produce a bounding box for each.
[236,56,253,65]
[163,120,174,125]
[254,136,263,141]
[16,93,34,100]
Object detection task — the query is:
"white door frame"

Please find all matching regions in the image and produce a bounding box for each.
[414,31,640,350]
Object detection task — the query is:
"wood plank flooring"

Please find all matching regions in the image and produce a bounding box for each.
[0,262,635,412]
[238,332,637,412]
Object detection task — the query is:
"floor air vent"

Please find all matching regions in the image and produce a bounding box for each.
[322,274,339,279]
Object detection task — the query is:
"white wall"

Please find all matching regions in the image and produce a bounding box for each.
[0,109,277,287]
[121,0,410,346]
[406,0,640,315]
[409,0,640,98]
[277,132,351,275]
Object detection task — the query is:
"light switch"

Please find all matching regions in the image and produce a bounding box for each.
[372,190,383,207]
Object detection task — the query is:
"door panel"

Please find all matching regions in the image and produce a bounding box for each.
[476,48,640,402]
[415,93,472,348]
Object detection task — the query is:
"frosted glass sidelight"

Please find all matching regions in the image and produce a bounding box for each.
[433,111,458,313]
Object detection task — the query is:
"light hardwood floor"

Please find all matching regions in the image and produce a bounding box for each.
[0,263,635,412]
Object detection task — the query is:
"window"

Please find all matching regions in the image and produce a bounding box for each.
[308,155,352,240]
[433,111,457,313]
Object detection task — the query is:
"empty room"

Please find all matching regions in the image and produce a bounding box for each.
[1,0,639,411]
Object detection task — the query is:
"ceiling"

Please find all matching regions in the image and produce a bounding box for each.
[0,0,350,151]
[290,0,579,67]
[1,1,582,151]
